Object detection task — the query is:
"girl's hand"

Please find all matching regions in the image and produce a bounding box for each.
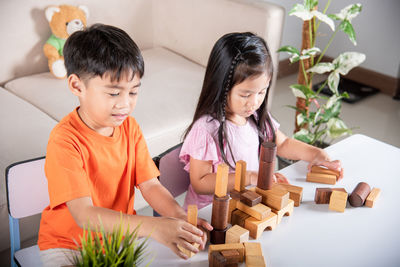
[152,217,206,259]
[197,218,213,250]
[274,172,290,184]
[307,149,344,180]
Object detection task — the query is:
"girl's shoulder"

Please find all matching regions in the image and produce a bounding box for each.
[191,115,220,134]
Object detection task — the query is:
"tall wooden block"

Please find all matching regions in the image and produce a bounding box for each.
[306,172,336,185]
[315,188,346,204]
[235,160,247,192]
[209,243,245,262]
[228,198,238,224]
[329,190,348,212]
[236,201,271,221]
[365,188,381,208]
[178,204,199,258]
[311,165,340,179]
[226,225,249,243]
[231,209,250,227]
[274,183,303,207]
[215,163,229,197]
[255,187,289,210]
[271,199,294,224]
[240,190,262,207]
[244,212,277,239]
[349,182,371,207]
[211,195,229,230]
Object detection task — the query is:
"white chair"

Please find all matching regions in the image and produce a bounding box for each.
[152,143,190,216]
[6,157,48,267]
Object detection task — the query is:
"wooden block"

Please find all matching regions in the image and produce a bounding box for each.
[228,198,238,224]
[329,190,348,212]
[231,209,250,227]
[177,242,200,259]
[178,205,199,258]
[209,243,245,262]
[215,163,229,197]
[210,227,228,244]
[306,172,336,185]
[311,165,340,178]
[271,199,294,224]
[236,201,271,221]
[366,188,381,208]
[349,182,371,207]
[244,242,263,256]
[246,255,266,267]
[230,189,242,200]
[274,183,303,207]
[226,225,249,243]
[210,251,226,267]
[244,212,277,239]
[255,187,289,210]
[235,160,247,192]
[315,188,346,204]
[240,190,262,207]
[221,249,240,264]
[211,195,229,230]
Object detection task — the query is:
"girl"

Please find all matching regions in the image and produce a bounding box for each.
[179,32,343,209]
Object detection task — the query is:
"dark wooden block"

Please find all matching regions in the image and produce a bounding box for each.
[211,195,229,230]
[210,227,228,244]
[221,249,240,264]
[230,189,242,200]
[240,190,262,207]
[315,188,347,204]
[231,209,250,228]
[210,251,226,267]
[349,182,371,207]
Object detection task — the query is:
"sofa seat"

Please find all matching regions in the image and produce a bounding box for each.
[4,47,205,157]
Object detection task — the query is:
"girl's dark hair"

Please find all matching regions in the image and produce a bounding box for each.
[184,32,275,168]
[64,23,144,82]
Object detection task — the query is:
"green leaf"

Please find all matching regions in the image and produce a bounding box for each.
[300,47,321,60]
[327,118,352,139]
[289,3,313,20]
[294,128,314,144]
[304,0,318,10]
[333,52,366,75]
[327,71,340,95]
[339,20,357,45]
[312,10,335,31]
[307,62,335,74]
[278,45,300,55]
[290,84,315,99]
[333,3,362,22]
[325,94,341,109]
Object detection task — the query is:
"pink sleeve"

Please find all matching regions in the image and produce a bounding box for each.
[179,125,220,172]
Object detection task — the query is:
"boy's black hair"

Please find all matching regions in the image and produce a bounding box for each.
[64,23,144,82]
[184,32,275,169]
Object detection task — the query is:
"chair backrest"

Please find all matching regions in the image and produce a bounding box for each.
[6,156,49,267]
[153,143,190,198]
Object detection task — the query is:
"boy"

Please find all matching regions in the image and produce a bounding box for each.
[38,24,212,266]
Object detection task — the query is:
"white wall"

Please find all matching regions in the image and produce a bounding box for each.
[265,0,400,78]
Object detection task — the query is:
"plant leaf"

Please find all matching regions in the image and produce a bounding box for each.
[327,118,352,139]
[327,71,340,95]
[277,45,300,55]
[325,94,341,109]
[333,52,366,75]
[312,10,335,31]
[339,19,357,45]
[304,0,318,10]
[333,3,362,22]
[293,128,314,144]
[290,84,315,99]
[290,54,301,63]
[307,62,335,74]
[289,3,314,21]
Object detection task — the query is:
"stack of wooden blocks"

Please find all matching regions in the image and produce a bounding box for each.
[209,242,266,267]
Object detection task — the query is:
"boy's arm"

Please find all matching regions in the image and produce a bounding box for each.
[66,195,207,259]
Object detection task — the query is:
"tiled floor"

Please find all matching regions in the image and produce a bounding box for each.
[1,74,398,266]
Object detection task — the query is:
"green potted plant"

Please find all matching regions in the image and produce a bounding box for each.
[277,0,365,167]
[71,217,152,267]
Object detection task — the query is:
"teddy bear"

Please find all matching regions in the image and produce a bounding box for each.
[43,5,89,79]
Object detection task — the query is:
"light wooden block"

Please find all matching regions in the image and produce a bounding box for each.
[236,201,271,221]
[366,188,381,208]
[329,190,348,212]
[244,242,263,256]
[178,205,199,258]
[244,212,277,239]
[235,160,247,192]
[228,198,238,223]
[255,187,289,210]
[177,242,200,258]
[246,255,266,267]
[209,243,245,262]
[215,163,229,197]
[306,172,336,185]
[274,183,303,207]
[221,249,240,264]
[311,165,340,178]
[271,199,294,224]
[226,225,249,244]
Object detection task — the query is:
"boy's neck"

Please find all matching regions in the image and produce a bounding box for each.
[76,107,115,137]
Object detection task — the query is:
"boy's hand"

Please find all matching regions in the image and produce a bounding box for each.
[153,217,206,259]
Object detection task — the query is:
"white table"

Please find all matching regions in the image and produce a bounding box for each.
[140,134,400,267]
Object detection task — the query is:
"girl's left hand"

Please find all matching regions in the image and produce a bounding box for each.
[307,149,344,180]
[274,172,290,184]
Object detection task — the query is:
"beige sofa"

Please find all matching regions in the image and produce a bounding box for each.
[0,0,284,253]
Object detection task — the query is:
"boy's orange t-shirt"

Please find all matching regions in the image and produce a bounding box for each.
[38,108,159,250]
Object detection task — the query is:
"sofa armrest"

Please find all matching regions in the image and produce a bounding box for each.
[152,0,285,108]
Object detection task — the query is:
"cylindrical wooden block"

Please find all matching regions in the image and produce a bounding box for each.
[210,227,228,244]
[349,182,371,207]
[257,141,276,190]
[211,195,229,230]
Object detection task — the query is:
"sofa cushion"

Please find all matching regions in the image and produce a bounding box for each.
[5,47,205,156]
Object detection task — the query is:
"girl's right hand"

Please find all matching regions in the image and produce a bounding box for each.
[152,216,205,259]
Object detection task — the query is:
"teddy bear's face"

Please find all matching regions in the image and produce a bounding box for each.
[46,5,88,39]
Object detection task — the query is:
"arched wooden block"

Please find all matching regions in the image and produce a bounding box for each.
[271,199,294,224]
[244,212,277,239]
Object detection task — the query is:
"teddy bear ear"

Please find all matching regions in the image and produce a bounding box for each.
[78,5,89,19]
[45,6,60,22]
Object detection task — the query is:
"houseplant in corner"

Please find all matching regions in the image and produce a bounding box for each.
[277,0,365,168]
